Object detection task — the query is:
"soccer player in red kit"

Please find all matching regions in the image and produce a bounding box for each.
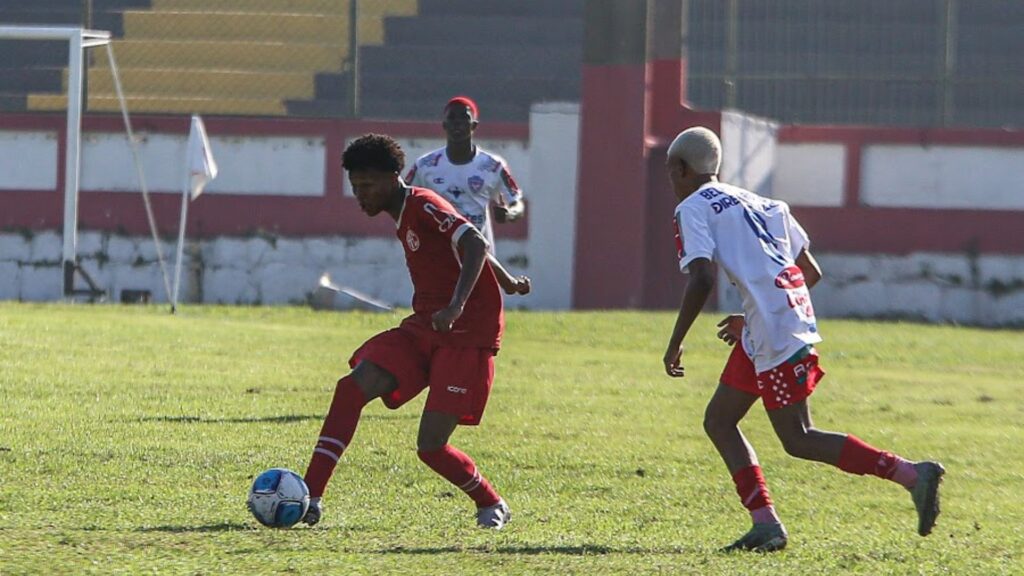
[301,134,530,529]
[663,127,945,552]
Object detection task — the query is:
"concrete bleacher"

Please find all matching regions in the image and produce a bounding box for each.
[8,0,415,116]
[340,0,584,121]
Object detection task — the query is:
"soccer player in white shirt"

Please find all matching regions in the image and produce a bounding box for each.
[404,96,525,253]
[662,127,945,552]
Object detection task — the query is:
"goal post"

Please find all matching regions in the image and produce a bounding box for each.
[0,26,170,301]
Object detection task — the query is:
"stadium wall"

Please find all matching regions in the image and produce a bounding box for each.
[571,0,1024,325]
[0,106,585,307]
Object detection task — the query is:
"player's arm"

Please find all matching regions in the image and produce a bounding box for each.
[492,165,524,223]
[664,257,715,377]
[432,227,489,332]
[794,248,822,289]
[487,253,531,296]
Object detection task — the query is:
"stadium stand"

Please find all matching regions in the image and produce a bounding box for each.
[10,0,417,116]
[290,0,585,120]
[1,0,1018,126]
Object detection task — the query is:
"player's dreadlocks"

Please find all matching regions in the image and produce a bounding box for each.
[342,133,405,174]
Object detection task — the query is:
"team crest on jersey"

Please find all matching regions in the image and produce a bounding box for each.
[405,229,420,251]
[468,175,484,193]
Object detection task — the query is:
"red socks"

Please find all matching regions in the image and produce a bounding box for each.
[837,435,918,489]
[417,445,500,508]
[733,465,780,524]
[304,376,367,498]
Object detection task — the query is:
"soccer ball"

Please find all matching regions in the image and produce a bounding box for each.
[246,468,310,528]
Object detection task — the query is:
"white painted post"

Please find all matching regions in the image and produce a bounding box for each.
[62,30,84,295]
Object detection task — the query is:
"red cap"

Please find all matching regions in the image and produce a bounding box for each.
[445,96,479,120]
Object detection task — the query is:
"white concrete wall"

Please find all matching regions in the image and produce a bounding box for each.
[0,231,526,307]
[79,133,326,196]
[813,252,1024,326]
[773,143,846,207]
[0,130,58,190]
[524,102,580,310]
[720,110,778,198]
[861,145,1024,209]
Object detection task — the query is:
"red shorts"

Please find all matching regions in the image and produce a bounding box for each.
[719,344,825,410]
[348,318,496,426]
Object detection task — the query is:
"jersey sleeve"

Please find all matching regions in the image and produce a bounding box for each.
[784,204,810,257]
[412,194,480,249]
[676,202,715,273]
[404,157,424,187]
[490,158,523,206]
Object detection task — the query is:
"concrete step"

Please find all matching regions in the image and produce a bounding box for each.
[81,67,317,99]
[93,39,346,72]
[383,15,582,47]
[29,93,287,115]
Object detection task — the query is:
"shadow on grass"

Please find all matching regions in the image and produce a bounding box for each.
[134,413,416,424]
[135,522,252,533]
[374,544,622,556]
[135,415,320,424]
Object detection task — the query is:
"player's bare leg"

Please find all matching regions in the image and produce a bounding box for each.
[301,361,398,525]
[768,399,945,535]
[704,384,787,552]
[416,411,509,529]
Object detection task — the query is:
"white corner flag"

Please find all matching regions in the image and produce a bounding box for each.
[171,115,218,313]
[187,114,218,200]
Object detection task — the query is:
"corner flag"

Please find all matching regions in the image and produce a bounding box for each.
[172,114,218,313]
[187,114,217,200]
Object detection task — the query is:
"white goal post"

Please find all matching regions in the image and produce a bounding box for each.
[0,25,170,301]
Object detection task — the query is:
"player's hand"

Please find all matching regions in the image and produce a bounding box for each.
[663,345,685,378]
[493,205,510,223]
[504,275,531,296]
[716,314,745,346]
[431,304,463,332]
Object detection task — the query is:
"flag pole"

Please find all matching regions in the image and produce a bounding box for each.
[171,160,189,314]
[171,114,217,314]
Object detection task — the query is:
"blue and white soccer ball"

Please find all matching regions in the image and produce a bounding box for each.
[246,468,310,528]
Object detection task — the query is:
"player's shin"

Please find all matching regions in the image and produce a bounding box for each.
[417,444,500,508]
[733,465,781,525]
[304,375,367,498]
[837,435,918,489]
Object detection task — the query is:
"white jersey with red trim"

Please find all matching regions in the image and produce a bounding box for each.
[674,181,821,373]
[404,147,523,250]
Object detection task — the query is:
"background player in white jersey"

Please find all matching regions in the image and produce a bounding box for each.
[404,96,524,252]
[662,127,945,552]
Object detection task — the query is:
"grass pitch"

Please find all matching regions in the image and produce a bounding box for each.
[1,303,1022,575]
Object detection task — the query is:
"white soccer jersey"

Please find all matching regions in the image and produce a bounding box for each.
[404,147,523,251]
[674,181,821,373]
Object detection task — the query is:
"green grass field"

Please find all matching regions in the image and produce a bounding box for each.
[1,303,1022,575]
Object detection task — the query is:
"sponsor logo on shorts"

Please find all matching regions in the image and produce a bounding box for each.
[446,385,467,394]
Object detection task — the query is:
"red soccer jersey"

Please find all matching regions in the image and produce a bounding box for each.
[396,186,504,349]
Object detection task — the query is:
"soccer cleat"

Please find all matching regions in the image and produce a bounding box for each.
[909,461,945,536]
[301,498,322,526]
[476,498,511,529]
[721,522,788,553]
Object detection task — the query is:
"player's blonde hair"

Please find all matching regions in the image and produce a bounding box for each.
[667,127,721,175]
